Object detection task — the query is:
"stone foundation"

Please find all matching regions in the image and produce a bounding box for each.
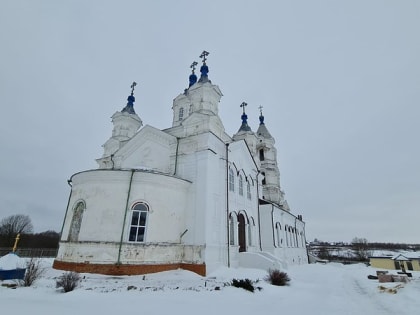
[53,260,206,276]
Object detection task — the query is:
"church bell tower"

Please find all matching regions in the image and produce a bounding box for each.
[97,82,143,169]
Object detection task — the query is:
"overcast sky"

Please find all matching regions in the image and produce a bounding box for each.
[1,0,419,243]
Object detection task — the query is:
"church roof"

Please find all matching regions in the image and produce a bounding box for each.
[256,111,273,139]
[237,102,253,133]
[257,124,273,139]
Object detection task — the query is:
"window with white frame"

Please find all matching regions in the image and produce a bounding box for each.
[229,168,235,192]
[128,202,149,242]
[239,175,244,196]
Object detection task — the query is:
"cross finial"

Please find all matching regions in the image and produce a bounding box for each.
[258,105,263,115]
[240,102,248,114]
[190,61,198,73]
[130,82,137,96]
[200,50,209,64]
[12,234,20,252]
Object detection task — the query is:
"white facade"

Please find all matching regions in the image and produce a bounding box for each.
[54,56,308,276]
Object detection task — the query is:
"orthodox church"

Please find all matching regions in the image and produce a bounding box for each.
[53,51,308,276]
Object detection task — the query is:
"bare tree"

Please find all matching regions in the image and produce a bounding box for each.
[351,237,372,261]
[0,214,34,238]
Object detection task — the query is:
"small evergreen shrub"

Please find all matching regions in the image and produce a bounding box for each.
[231,278,255,292]
[265,269,290,286]
[56,271,81,292]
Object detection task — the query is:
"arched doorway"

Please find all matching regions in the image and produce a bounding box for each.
[238,213,246,252]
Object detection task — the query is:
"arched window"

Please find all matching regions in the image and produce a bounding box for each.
[239,175,244,196]
[292,228,296,247]
[301,232,306,248]
[259,149,265,161]
[189,104,193,115]
[261,172,266,185]
[128,202,149,242]
[288,227,293,247]
[248,217,255,246]
[247,181,251,200]
[229,168,235,192]
[68,201,85,242]
[275,222,282,247]
[179,107,184,121]
[229,214,236,245]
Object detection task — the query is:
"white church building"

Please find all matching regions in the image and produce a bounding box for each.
[53,52,308,276]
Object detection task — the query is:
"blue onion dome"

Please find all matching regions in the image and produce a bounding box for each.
[189,61,198,87]
[189,73,198,87]
[237,102,252,132]
[121,82,137,114]
[259,112,265,125]
[198,50,210,83]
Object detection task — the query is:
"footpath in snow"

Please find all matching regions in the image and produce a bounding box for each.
[1,260,419,315]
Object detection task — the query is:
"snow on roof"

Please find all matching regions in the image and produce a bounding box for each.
[0,253,25,270]
[370,251,420,260]
[392,252,420,260]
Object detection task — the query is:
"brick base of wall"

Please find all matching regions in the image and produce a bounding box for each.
[53,260,206,276]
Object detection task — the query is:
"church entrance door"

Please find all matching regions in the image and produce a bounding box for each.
[238,214,246,252]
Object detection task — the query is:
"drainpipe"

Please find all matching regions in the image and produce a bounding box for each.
[271,204,275,247]
[225,143,230,267]
[256,171,262,251]
[173,137,180,175]
[302,220,309,263]
[59,179,74,238]
[110,154,115,170]
[117,169,135,265]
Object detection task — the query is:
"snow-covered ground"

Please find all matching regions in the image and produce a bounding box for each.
[1,259,419,315]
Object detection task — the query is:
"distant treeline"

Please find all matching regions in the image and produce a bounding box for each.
[368,242,420,251]
[310,241,420,251]
[0,231,60,249]
[308,241,420,263]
